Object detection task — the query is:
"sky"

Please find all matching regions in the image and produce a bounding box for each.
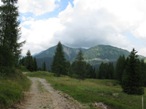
[16,0,146,56]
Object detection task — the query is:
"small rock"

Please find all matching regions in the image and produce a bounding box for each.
[94,102,107,109]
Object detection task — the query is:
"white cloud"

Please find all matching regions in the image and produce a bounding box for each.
[139,48,146,56]
[18,0,58,16]
[100,0,146,40]
[0,1,2,5]
[133,21,146,40]
[53,0,131,48]
[20,0,146,56]
[21,18,64,55]
[56,0,146,54]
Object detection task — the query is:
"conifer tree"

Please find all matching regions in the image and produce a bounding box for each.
[107,62,114,79]
[140,60,146,86]
[122,49,144,95]
[19,51,37,72]
[51,42,67,76]
[85,63,96,78]
[25,50,34,71]
[73,49,86,79]
[75,49,85,79]
[33,58,37,71]
[98,62,114,79]
[116,55,126,82]
[42,62,46,71]
[98,62,106,79]
[0,0,23,74]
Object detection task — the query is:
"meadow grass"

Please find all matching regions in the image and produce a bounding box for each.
[27,71,145,109]
[0,70,31,109]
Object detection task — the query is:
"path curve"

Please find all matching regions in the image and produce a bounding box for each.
[11,77,84,109]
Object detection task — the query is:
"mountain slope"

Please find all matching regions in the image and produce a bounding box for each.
[34,44,130,69]
[84,45,129,61]
[35,45,85,61]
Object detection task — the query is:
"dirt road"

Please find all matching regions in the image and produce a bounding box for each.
[11,77,84,109]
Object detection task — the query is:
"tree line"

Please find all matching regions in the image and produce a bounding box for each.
[20,42,146,94]
[19,42,146,95]
[19,50,37,71]
[19,50,47,72]
[51,42,96,79]
[50,42,145,95]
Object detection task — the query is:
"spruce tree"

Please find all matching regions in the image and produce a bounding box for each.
[116,55,126,82]
[0,0,23,74]
[25,50,34,71]
[140,60,146,86]
[98,62,114,79]
[19,51,37,72]
[107,62,114,79]
[33,58,37,71]
[122,49,144,95]
[85,63,96,78]
[98,62,106,79]
[73,49,86,79]
[51,42,67,76]
[42,62,46,71]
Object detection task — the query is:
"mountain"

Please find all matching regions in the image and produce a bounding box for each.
[35,45,84,70]
[34,44,130,70]
[84,45,130,65]
[35,45,86,61]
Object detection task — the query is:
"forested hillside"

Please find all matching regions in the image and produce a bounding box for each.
[34,44,130,70]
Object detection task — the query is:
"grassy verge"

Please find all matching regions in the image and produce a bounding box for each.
[0,69,31,109]
[27,71,145,109]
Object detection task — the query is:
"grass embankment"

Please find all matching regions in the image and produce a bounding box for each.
[27,71,145,109]
[0,70,31,109]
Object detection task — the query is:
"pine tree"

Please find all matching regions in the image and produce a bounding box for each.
[73,49,86,79]
[140,60,146,86]
[0,0,23,74]
[116,55,126,82]
[98,62,106,79]
[42,62,46,71]
[19,51,37,72]
[51,42,67,76]
[25,50,34,71]
[85,63,96,78]
[122,49,144,95]
[107,62,114,79]
[66,61,71,75]
[98,62,114,79]
[33,58,37,71]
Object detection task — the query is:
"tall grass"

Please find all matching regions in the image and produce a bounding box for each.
[0,69,31,109]
[27,71,145,109]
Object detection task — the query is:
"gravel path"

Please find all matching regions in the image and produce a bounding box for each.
[11,77,84,109]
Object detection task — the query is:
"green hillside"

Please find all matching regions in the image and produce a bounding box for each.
[84,45,129,60]
[35,45,83,61]
[35,44,129,61]
[34,44,130,69]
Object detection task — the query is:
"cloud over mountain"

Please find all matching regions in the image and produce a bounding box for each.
[18,0,146,56]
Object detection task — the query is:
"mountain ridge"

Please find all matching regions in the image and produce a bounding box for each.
[34,44,130,70]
